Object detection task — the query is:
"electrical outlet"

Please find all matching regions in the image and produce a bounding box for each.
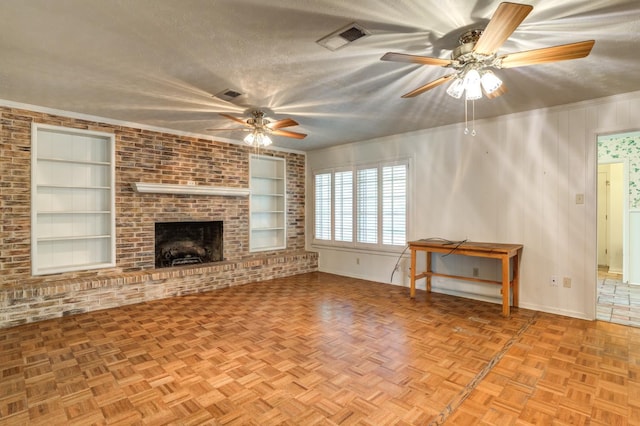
[356,257,360,265]
[550,276,559,287]
[472,267,479,277]
[563,277,572,288]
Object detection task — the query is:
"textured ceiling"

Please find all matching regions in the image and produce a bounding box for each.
[1,0,639,151]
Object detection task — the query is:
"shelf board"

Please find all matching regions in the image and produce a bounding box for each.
[37,184,110,190]
[251,193,284,197]
[132,182,250,196]
[250,244,287,252]
[37,211,110,214]
[37,234,111,242]
[251,175,285,180]
[37,157,111,166]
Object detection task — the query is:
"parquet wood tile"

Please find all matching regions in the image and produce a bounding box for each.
[1,272,640,425]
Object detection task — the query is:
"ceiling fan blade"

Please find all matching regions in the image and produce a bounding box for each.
[219,113,251,127]
[266,118,299,130]
[473,2,533,55]
[271,129,307,139]
[485,83,508,99]
[498,40,595,68]
[381,52,451,67]
[401,74,456,98]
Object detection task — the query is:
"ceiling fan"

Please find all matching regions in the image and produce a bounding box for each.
[381,2,595,99]
[207,110,307,147]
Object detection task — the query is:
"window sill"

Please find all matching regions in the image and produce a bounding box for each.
[311,242,406,256]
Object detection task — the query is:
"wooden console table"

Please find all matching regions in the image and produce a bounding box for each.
[408,240,523,317]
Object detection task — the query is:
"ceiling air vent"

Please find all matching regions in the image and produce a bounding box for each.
[317,22,370,51]
[214,89,243,102]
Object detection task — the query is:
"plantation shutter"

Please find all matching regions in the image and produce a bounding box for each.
[314,173,331,240]
[382,164,407,246]
[357,167,378,244]
[334,170,353,242]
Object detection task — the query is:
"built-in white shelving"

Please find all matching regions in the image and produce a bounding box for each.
[31,124,116,275]
[250,155,286,252]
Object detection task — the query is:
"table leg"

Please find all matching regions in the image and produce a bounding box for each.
[426,251,432,293]
[410,248,416,298]
[512,252,520,307]
[501,255,510,317]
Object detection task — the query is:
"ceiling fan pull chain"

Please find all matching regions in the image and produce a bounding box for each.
[464,99,469,135]
[472,100,476,136]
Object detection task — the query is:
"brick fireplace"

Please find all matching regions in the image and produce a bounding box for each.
[0,105,318,328]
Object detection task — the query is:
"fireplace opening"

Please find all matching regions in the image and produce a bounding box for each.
[155,221,223,268]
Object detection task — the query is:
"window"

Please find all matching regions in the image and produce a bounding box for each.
[357,167,378,244]
[382,164,407,245]
[313,160,408,249]
[334,171,353,242]
[314,173,331,241]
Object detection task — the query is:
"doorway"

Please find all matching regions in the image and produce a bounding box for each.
[597,163,624,274]
[595,131,640,326]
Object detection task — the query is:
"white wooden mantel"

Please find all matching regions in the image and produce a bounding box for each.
[131,182,250,196]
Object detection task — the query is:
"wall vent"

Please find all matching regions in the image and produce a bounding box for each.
[317,23,370,51]
[214,89,243,102]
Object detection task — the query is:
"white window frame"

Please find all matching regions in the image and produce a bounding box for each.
[312,159,409,252]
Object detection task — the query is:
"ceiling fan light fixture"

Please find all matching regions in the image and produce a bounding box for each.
[256,132,272,147]
[244,130,272,147]
[480,70,503,94]
[464,69,482,100]
[446,77,465,99]
[243,132,255,145]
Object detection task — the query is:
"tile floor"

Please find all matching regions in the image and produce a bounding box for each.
[596,268,640,327]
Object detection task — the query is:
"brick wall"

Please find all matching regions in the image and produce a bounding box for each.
[0,106,317,328]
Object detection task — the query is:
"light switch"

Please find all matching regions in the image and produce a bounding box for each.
[575,193,584,204]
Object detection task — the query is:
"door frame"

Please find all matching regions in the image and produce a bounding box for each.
[597,164,610,268]
[590,127,639,320]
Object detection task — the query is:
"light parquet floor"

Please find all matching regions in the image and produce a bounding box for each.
[1,272,639,425]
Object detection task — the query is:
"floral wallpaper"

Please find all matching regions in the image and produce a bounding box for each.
[598,131,640,209]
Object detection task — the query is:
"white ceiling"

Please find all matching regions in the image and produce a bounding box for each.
[1,0,639,151]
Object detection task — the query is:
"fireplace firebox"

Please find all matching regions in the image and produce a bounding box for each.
[155,221,223,268]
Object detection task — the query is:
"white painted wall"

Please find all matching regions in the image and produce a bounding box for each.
[306,90,640,320]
